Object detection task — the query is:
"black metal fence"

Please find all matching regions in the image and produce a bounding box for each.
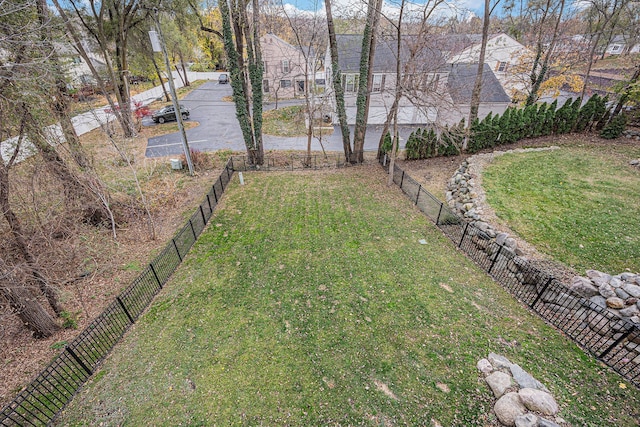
[381,157,640,389]
[230,152,357,172]
[0,160,235,427]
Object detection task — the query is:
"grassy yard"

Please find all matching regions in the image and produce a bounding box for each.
[56,166,640,426]
[482,143,640,274]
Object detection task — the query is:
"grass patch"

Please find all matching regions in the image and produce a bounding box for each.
[263,105,307,137]
[482,144,640,274]
[56,167,640,426]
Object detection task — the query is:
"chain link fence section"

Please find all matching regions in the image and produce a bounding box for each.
[1,159,235,427]
[380,157,640,389]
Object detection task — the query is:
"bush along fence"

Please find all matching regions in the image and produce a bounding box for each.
[380,158,640,389]
[389,94,627,161]
[0,160,235,427]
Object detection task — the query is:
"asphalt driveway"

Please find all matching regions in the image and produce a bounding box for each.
[144,81,414,158]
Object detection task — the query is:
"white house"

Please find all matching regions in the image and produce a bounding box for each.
[446,33,532,99]
[261,33,315,100]
[324,35,511,126]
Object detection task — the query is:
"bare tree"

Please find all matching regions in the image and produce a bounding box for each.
[466,0,501,150]
[219,0,265,164]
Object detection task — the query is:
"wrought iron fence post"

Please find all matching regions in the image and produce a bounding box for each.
[189,219,197,239]
[226,166,231,181]
[150,263,162,288]
[116,297,134,324]
[230,157,234,171]
[399,170,405,189]
[212,184,218,203]
[458,222,469,247]
[206,194,212,213]
[435,203,443,225]
[66,348,92,376]
[172,239,182,262]
[599,329,633,359]
[415,185,421,205]
[488,245,503,274]
[199,205,206,225]
[530,277,553,308]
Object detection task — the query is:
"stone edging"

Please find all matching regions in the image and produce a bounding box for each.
[446,147,640,336]
[478,353,565,427]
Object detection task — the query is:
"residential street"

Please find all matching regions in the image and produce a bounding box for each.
[144,80,414,158]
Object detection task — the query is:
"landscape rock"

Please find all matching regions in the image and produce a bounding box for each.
[570,277,599,298]
[515,413,538,427]
[598,283,616,299]
[477,358,493,374]
[510,364,549,392]
[606,297,626,309]
[486,371,513,398]
[623,283,640,298]
[494,392,527,426]
[615,288,631,300]
[489,352,513,370]
[589,295,607,308]
[620,305,640,318]
[519,388,559,415]
[539,418,562,427]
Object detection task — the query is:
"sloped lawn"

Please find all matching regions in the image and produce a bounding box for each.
[56,166,640,426]
[482,142,640,274]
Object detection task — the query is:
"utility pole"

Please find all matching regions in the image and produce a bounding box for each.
[149,8,194,175]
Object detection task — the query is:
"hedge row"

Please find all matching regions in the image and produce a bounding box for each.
[391,95,628,161]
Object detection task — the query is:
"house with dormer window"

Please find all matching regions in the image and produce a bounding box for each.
[261,33,315,100]
[324,34,511,126]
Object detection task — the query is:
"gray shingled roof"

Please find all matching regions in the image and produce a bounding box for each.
[336,34,444,73]
[447,63,511,104]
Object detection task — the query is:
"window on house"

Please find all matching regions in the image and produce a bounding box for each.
[496,61,508,72]
[263,79,269,92]
[72,56,82,64]
[262,61,267,74]
[280,79,291,88]
[372,74,384,92]
[343,74,358,92]
[611,44,621,52]
[282,60,290,73]
[297,80,305,92]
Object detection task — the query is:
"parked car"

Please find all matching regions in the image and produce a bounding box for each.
[152,104,190,124]
[218,73,229,84]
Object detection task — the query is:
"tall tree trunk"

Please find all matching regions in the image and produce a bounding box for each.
[0,153,62,316]
[526,0,566,105]
[35,0,89,169]
[325,0,352,161]
[245,0,264,165]
[353,0,383,163]
[580,32,602,100]
[151,53,171,102]
[612,63,640,116]
[465,0,492,151]
[51,0,131,137]
[220,0,261,164]
[387,0,404,186]
[0,280,59,338]
[179,51,190,86]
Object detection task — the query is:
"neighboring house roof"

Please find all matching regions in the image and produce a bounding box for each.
[447,63,511,104]
[335,34,445,73]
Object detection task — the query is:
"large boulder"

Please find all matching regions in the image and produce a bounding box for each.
[494,392,527,427]
[519,388,559,415]
[486,371,513,398]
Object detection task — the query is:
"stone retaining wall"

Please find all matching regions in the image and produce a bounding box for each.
[445,148,640,377]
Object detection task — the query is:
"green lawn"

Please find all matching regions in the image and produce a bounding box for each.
[482,143,640,274]
[56,166,640,426]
